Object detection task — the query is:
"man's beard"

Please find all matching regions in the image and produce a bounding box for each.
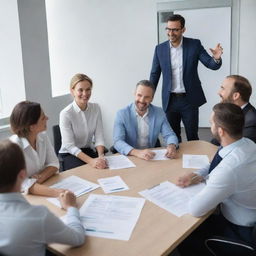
[212,130,221,143]
[221,94,234,103]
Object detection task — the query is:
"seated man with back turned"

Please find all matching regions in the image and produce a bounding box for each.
[212,74,256,145]
[113,80,178,160]
[0,140,85,256]
[177,103,256,256]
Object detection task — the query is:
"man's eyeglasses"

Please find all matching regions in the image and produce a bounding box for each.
[165,28,182,32]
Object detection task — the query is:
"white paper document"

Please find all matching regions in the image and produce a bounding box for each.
[151,149,169,160]
[98,176,129,194]
[139,181,205,217]
[183,154,209,169]
[47,176,99,207]
[78,194,145,240]
[105,155,136,169]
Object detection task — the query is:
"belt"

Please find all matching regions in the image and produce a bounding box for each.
[170,93,186,97]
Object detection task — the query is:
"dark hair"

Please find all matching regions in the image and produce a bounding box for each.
[136,80,155,94]
[213,103,244,139]
[227,75,252,102]
[0,140,25,192]
[167,14,185,28]
[10,101,41,137]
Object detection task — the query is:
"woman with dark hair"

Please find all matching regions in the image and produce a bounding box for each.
[9,101,63,197]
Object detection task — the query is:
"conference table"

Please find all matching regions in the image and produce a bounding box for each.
[26,140,217,256]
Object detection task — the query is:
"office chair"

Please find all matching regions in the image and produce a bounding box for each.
[52,125,109,171]
[205,236,256,256]
[52,125,64,172]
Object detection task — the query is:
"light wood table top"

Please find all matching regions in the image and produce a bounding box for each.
[26,140,217,256]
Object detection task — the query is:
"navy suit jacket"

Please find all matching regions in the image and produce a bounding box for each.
[150,37,222,111]
[242,103,256,143]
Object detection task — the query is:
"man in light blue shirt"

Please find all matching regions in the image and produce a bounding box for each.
[0,140,85,256]
[177,103,256,255]
[113,80,178,160]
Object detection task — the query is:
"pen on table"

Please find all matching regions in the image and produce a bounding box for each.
[76,187,93,196]
[190,175,200,183]
[86,228,113,234]
[110,187,125,191]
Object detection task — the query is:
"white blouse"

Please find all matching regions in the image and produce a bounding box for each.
[59,101,105,156]
[10,132,59,193]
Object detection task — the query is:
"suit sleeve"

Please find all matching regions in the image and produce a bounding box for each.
[243,111,256,143]
[149,46,162,88]
[113,111,134,155]
[197,40,222,70]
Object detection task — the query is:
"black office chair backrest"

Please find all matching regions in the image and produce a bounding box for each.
[253,225,256,248]
[205,236,256,256]
[52,125,62,155]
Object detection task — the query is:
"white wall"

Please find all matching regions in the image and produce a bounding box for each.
[0,0,25,119]
[0,0,256,146]
[239,0,256,105]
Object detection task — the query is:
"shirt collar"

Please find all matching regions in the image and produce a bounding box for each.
[72,100,90,113]
[241,102,248,109]
[169,37,183,49]
[219,138,243,158]
[19,137,30,149]
[134,105,149,118]
[20,133,44,150]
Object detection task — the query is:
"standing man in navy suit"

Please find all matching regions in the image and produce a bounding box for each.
[150,14,223,142]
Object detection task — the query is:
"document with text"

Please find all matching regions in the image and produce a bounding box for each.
[105,155,136,169]
[78,194,145,240]
[98,176,129,193]
[183,154,209,169]
[47,175,99,207]
[139,181,205,217]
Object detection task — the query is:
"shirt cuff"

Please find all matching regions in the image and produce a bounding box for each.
[22,178,37,194]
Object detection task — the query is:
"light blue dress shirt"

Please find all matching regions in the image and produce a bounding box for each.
[0,193,85,256]
[190,138,256,227]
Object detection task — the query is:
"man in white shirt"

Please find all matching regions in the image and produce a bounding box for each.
[113,80,178,160]
[177,103,256,255]
[0,140,85,256]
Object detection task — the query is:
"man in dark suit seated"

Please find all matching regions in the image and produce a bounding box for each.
[212,75,256,145]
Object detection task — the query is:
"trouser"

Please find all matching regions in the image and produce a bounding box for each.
[165,93,199,143]
[59,147,98,172]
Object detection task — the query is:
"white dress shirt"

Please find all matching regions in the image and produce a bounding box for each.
[190,138,256,227]
[10,132,59,193]
[136,108,149,149]
[0,193,85,256]
[59,101,105,156]
[170,38,186,93]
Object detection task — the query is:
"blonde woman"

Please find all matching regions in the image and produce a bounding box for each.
[9,101,63,197]
[59,73,107,171]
